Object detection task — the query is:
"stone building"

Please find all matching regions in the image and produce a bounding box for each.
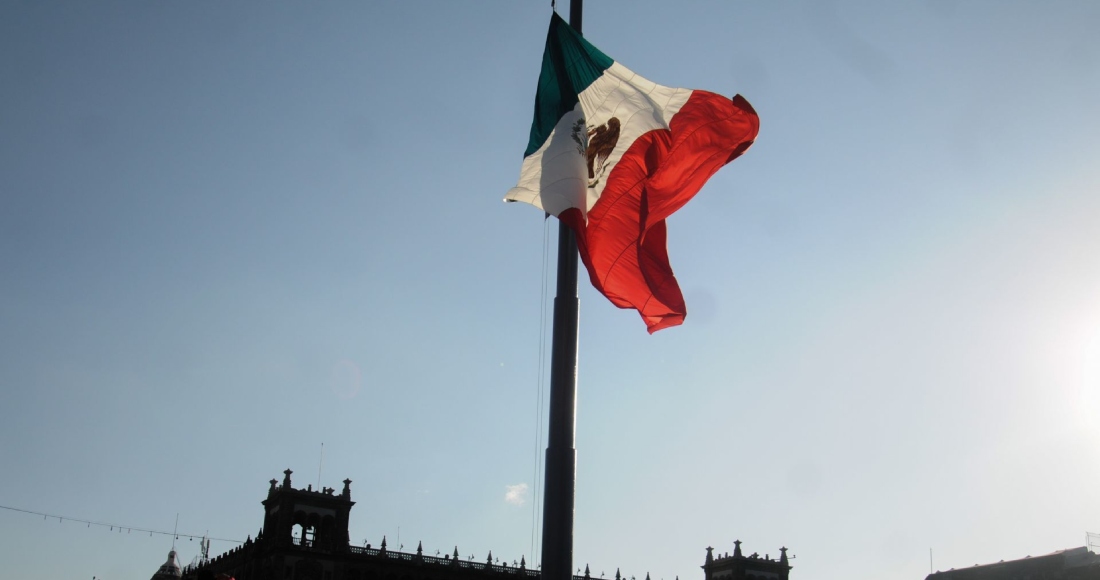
[182,469,792,580]
[151,549,183,580]
[926,547,1100,580]
[702,541,790,580]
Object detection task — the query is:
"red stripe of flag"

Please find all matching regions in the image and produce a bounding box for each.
[560,92,760,333]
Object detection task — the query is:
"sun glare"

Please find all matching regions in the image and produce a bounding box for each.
[1078,323,1100,432]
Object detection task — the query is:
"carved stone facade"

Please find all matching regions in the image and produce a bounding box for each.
[183,470,792,580]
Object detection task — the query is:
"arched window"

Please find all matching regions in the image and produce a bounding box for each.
[292,523,305,545]
[292,523,317,547]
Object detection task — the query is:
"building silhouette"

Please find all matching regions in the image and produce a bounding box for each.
[151,549,183,580]
[703,542,790,580]
[927,547,1100,580]
[177,469,792,580]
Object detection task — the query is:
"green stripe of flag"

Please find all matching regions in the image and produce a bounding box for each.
[524,12,614,157]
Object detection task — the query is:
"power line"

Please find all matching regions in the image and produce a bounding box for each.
[0,504,243,544]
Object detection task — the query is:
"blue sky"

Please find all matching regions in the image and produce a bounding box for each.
[2,2,1100,579]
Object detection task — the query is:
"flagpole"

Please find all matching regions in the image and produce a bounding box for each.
[540,2,583,580]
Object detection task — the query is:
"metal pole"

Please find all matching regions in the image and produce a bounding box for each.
[539,3,582,580]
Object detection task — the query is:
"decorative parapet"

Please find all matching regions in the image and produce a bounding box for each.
[344,544,594,580]
[706,541,789,566]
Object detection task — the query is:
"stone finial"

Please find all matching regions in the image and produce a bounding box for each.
[487,551,494,565]
[452,547,461,567]
[417,541,423,555]
[616,568,621,580]
[780,547,788,565]
[269,479,278,494]
[733,540,742,558]
[343,478,352,498]
[520,556,527,570]
[283,469,293,489]
[705,547,714,564]
[645,574,650,580]
[585,565,591,578]
[380,536,387,553]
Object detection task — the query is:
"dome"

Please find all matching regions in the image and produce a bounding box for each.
[150,549,182,580]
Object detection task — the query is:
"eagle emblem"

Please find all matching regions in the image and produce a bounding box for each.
[585,117,620,188]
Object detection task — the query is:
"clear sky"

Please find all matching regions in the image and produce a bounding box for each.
[2,2,1099,579]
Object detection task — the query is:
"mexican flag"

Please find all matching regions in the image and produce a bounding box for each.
[506,13,759,333]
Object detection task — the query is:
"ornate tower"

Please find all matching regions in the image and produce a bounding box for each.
[260,469,355,554]
[149,549,182,580]
[702,540,791,580]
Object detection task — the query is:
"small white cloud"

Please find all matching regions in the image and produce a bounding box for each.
[504,483,528,506]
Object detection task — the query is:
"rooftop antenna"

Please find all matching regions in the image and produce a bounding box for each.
[317,442,324,489]
[172,513,179,551]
